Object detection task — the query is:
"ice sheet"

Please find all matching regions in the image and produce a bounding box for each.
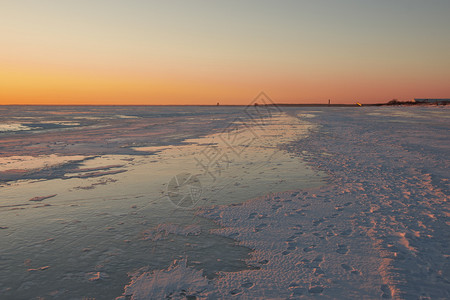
[0,106,323,299]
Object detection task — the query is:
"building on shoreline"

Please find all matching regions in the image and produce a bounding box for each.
[414,98,450,105]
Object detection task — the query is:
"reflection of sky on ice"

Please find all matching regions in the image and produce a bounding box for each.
[0,154,86,172]
[0,108,324,299]
[0,121,80,132]
[0,123,33,132]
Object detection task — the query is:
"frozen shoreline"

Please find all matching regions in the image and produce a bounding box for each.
[0,106,263,184]
[1,106,448,299]
[121,107,449,299]
[1,107,324,299]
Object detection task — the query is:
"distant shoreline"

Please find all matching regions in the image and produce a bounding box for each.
[272,102,448,107]
[0,101,448,107]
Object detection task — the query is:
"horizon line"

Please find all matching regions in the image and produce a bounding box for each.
[0,102,380,107]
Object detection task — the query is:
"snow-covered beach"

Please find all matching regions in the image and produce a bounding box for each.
[0,106,448,299]
[121,107,449,299]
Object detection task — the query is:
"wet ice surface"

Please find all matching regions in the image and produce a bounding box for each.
[0,106,324,299]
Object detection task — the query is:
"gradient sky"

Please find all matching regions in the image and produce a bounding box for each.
[1,0,450,105]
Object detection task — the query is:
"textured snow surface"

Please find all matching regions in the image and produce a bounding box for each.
[118,259,209,300]
[121,108,449,299]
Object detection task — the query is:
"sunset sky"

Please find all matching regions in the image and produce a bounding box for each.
[1,0,450,105]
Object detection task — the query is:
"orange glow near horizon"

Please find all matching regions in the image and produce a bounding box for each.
[2,64,449,105]
[2,58,449,105]
[2,59,449,105]
[0,62,260,105]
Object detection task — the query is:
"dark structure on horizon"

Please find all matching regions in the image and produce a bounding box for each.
[263,98,449,107]
[414,98,450,104]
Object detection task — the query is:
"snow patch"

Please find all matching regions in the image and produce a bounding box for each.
[119,259,208,300]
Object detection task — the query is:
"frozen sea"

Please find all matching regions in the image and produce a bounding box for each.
[0,105,448,299]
